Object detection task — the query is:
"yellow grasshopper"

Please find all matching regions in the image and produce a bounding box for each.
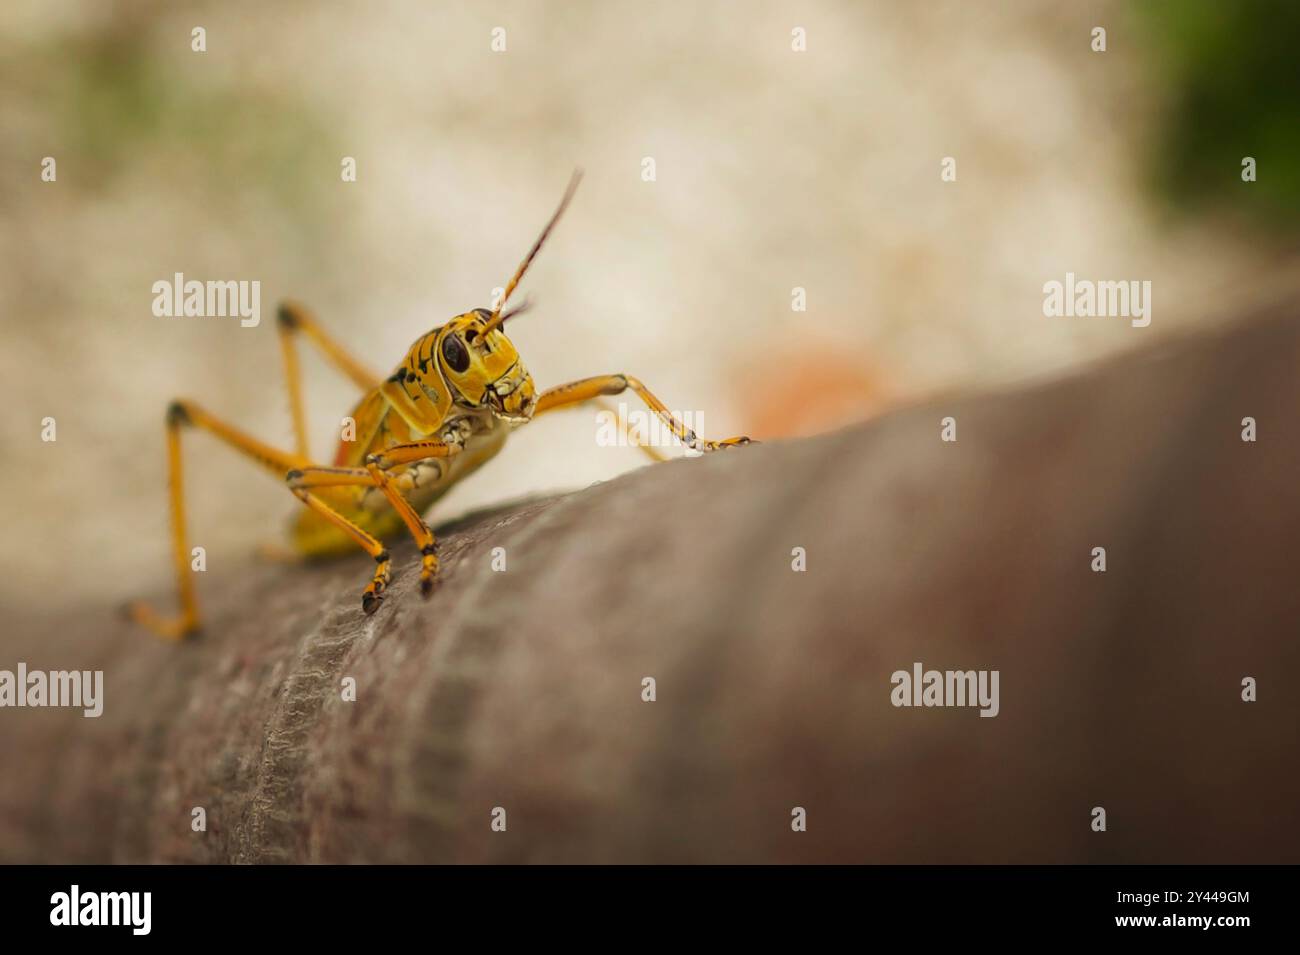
[128,173,751,639]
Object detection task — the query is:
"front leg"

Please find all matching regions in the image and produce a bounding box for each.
[367,439,463,595]
[287,438,461,609]
[533,374,752,453]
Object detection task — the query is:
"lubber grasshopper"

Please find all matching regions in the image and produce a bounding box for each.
[128,173,752,639]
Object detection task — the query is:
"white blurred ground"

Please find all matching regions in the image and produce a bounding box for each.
[1,0,1295,610]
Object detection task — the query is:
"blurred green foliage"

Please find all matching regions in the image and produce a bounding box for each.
[1138,0,1300,229]
[48,27,337,226]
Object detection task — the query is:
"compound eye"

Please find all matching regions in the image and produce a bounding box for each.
[441,333,470,373]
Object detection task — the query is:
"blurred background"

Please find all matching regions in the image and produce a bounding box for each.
[1,0,1297,614]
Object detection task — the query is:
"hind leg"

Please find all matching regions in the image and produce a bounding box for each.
[276,301,382,457]
[127,400,312,640]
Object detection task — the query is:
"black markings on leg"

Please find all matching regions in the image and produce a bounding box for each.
[166,401,192,427]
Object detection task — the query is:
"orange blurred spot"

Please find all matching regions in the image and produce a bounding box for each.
[737,348,891,440]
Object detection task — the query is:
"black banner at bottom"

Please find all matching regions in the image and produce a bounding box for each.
[0,864,1281,941]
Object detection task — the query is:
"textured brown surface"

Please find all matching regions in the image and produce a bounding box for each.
[2,301,1298,863]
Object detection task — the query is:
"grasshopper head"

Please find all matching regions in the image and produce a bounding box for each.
[432,170,582,425]
[437,309,536,423]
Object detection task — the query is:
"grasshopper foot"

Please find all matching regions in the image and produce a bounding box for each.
[704,435,754,451]
[123,600,199,641]
[419,544,439,599]
[362,551,392,615]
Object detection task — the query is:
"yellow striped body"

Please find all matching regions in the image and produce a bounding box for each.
[288,317,525,557]
[288,404,511,557]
